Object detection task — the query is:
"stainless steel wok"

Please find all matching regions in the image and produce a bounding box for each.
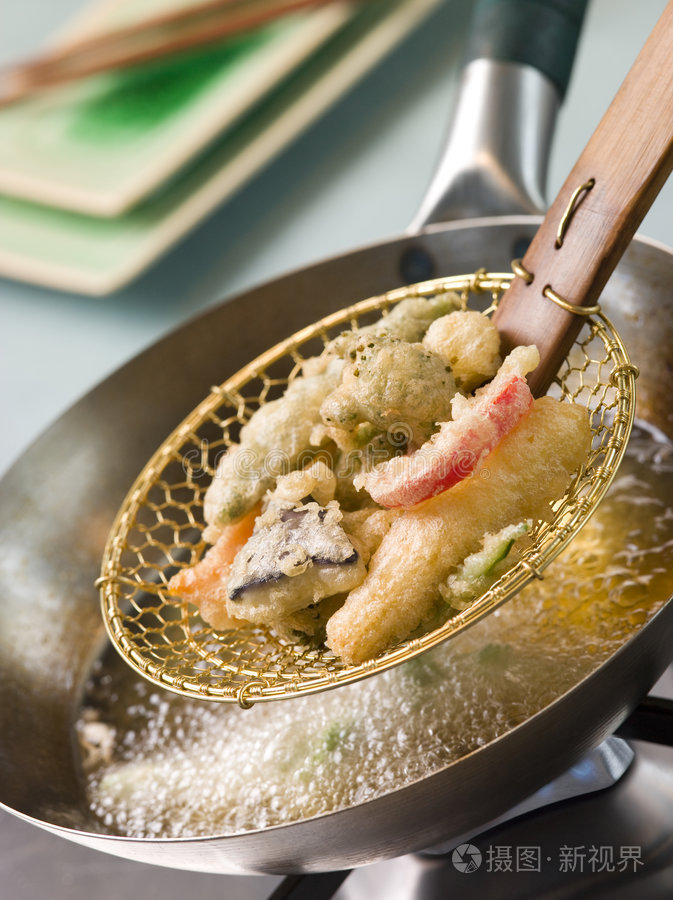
[2,0,673,877]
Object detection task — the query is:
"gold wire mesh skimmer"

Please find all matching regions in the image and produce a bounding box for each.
[98,270,636,707]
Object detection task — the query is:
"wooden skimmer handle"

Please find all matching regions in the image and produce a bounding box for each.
[493,0,673,397]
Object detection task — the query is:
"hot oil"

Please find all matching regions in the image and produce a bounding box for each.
[78,424,673,838]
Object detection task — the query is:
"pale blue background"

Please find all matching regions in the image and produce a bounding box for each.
[1,0,672,479]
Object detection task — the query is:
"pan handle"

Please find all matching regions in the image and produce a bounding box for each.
[409,0,588,230]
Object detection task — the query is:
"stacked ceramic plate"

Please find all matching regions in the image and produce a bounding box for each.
[0,0,444,295]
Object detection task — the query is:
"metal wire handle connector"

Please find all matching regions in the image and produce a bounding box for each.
[555,178,595,248]
[510,258,602,318]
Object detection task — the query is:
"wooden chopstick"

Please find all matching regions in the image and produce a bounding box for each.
[0,0,351,107]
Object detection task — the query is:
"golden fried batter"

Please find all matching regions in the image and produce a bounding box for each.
[423,309,502,392]
[325,398,592,664]
[320,335,456,449]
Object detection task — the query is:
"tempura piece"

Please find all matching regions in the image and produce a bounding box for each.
[423,309,502,392]
[357,346,538,508]
[167,503,260,630]
[226,500,366,624]
[325,398,592,664]
[268,459,336,507]
[340,507,397,565]
[328,293,463,357]
[320,335,456,449]
[439,521,531,610]
[204,361,342,535]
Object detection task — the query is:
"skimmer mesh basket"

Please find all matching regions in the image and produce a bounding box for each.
[98,271,636,706]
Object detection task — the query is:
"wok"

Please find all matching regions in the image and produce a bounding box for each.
[2,0,673,877]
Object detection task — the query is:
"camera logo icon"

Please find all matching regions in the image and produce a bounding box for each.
[451,843,483,874]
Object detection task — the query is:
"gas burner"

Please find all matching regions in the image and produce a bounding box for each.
[271,690,673,900]
[335,738,673,900]
[332,689,673,900]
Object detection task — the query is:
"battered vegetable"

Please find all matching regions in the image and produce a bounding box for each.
[423,309,501,391]
[203,361,342,536]
[169,299,592,664]
[226,499,366,623]
[357,346,538,507]
[439,521,531,610]
[167,504,260,630]
[320,334,456,449]
[325,399,592,664]
[203,295,459,535]
[330,292,462,349]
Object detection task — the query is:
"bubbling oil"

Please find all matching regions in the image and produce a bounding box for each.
[79,425,673,838]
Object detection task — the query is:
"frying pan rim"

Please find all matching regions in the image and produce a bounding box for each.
[2,222,672,870]
[3,584,671,845]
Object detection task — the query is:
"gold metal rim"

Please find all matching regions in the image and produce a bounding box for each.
[99,271,636,706]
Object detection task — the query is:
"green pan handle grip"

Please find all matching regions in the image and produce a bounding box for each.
[465,0,589,99]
